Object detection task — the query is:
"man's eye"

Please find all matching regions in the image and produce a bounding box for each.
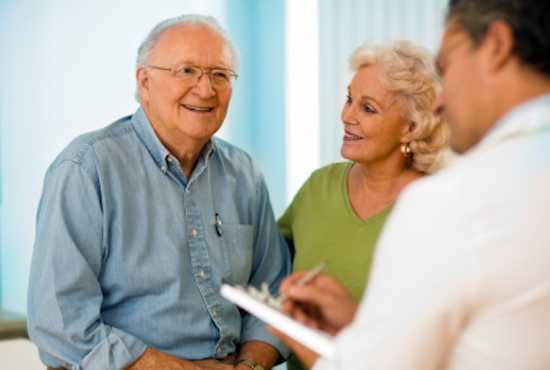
[177,68,198,75]
[346,94,352,103]
[212,71,230,81]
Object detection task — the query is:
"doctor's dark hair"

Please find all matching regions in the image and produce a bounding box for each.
[447,0,550,76]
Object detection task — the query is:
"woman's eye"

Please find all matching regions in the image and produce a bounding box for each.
[362,105,376,114]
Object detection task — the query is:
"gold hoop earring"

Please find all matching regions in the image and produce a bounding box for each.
[401,142,411,158]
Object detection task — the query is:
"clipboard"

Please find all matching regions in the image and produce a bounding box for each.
[220,284,336,359]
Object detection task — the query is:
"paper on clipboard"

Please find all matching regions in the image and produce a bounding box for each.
[220,284,336,359]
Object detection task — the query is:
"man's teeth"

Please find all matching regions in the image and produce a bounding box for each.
[345,133,363,139]
[183,105,212,112]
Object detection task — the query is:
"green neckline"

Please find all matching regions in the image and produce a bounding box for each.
[341,162,394,227]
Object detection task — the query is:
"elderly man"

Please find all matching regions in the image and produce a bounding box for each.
[27,15,290,370]
[274,0,550,369]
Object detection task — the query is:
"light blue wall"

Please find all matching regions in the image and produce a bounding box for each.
[0,0,287,315]
[225,0,287,217]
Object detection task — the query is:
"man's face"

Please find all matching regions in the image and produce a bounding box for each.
[138,24,233,148]
[432,19,492,154]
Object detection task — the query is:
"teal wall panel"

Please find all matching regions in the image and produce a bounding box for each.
[225,0,287,217]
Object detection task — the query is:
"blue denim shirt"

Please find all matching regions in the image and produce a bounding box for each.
[27,107,291,370]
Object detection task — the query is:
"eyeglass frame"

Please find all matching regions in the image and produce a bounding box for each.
[147,65,238,90]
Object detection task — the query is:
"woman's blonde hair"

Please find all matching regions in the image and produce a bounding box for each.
[349,40,449,173]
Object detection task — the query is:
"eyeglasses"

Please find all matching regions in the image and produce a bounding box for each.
[148,65,238,90]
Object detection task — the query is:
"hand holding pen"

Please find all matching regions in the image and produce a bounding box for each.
[277,262,359,336]
[276,261,328,303]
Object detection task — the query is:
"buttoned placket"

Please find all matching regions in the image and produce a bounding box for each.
[127,114,243,360]
[166,144,232,358]
[184,180,233,358]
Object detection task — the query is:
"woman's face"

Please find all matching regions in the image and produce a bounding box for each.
[340,65,411,167]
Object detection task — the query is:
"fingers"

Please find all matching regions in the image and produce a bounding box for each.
[287,282,335,307]
[288,280,358,333]
[291,302,322,329]
[308,273,347,293]
[280,272,347,301]
[279,271,309,294]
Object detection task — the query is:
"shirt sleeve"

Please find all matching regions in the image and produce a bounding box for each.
[27,160,147,370]
[312,177,473,370]
[239,173,292,359]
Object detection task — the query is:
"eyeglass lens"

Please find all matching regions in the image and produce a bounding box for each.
[175,66,235,90]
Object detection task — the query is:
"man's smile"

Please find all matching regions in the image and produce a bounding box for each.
[182,104,213,112]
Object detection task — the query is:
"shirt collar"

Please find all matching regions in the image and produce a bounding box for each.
[131,106,216,176]
[472,92,550,152]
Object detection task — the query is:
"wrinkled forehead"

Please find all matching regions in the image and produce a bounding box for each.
[152,23,233,68]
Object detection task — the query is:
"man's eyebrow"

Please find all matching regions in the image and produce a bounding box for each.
[172,59,195,67]
[172,59,232,70]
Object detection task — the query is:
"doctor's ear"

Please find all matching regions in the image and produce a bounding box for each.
[484,19,515,71]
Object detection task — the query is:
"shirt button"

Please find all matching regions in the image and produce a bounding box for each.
[217,347,222,354]
[160,165,166,172]
[192,229,198,237]
[186,188,190,194]
[200,270,205,278]
[213,310,217,316]
[167,157,172,162]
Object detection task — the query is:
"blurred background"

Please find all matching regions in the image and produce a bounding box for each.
[0,0,447,319]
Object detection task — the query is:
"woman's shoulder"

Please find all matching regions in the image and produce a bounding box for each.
[295,161,352,198]
[309,161,353,182]
[281,161,352,226]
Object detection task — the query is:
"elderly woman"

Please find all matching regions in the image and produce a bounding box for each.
[277,40,448,370]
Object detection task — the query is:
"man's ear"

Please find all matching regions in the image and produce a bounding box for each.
[484,20,515,72]
[136,67,150,103]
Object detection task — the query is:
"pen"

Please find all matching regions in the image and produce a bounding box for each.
[215,213,222,236]
[277,260,328,303]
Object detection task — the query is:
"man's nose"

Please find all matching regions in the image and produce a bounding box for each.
[194,73,216,97]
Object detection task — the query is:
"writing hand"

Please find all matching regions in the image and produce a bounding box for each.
[279,271,358,335]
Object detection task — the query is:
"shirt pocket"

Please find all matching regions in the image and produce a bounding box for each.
[219,224,254,285]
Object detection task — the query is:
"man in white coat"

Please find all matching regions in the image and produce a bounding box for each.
[274,0,550,369]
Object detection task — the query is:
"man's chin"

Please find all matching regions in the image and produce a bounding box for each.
[449,134,477,155]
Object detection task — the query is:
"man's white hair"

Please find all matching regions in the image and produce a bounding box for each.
[135,14,240,102]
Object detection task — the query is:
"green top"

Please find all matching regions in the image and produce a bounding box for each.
[278,161,393,301]
[278,162,393,370]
